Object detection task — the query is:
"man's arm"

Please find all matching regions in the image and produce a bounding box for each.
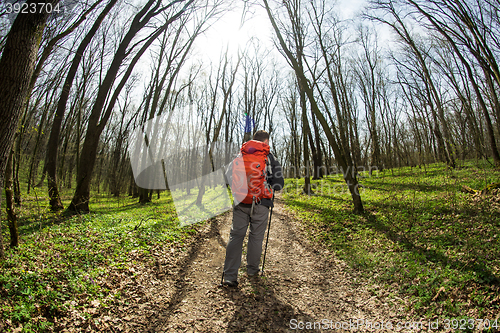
[267,153,284,191]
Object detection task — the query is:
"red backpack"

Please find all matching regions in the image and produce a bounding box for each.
[231,140,273,205]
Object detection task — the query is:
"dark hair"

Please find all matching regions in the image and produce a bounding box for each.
[253,130,269,142]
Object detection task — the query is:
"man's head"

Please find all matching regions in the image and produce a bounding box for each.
[253,130,270,145]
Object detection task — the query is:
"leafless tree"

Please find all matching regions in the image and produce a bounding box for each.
[45,0,119,210]
[366,0,457,168]
[68,0,199,212]
[0,0,61,258]
[263,0,364,212]
[354,25,383,174]
[401,0,500,166]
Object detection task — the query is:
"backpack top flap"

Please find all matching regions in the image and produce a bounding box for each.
[241,140,270,156]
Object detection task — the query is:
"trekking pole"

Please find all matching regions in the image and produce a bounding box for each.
[218,271,225,287]
[261,194,275,276]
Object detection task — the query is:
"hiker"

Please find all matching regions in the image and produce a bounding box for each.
[223,130,284,287]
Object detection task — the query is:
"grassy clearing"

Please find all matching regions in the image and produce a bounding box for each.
[283,161,500,321]
[0,190,198,332]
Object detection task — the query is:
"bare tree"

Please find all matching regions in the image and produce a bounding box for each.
[401,0,500,166]
[195,49,242,205]
[355,25,383,174]
[366,0,456,168]
[135,2,223,204]
[45,0,119,210]
[0,0,60,258]
[109,82,140,197]
[282,80,302,177]
[68,0,196,212]
[263,0,364,212]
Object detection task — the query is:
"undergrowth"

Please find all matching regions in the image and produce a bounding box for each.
[0,191,197,332]
[2,160,500,331]
[283,161,500,322]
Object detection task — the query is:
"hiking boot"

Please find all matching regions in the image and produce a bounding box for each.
[248,270,260,277]
[223,280,238,287]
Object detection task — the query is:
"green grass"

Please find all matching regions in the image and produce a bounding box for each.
[0,190,199,332]
[170,184,233,226]
[283,161,500,320]
[3,160,500,330]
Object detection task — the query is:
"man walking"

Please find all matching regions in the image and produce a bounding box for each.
[223,130,284,287]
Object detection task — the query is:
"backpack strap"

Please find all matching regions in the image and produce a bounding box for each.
[250,196,255,218]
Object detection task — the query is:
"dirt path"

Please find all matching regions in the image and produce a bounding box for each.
[135,195,410,332]
[76,195,417,332]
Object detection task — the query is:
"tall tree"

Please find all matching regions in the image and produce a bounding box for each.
[263,0,364,212]
[68,0,196,212]
[402,0,500,166]
[45,0,119,210]
[195,50,241,205]
[0,0,60,258]
[366,0,456,168]
[355,26,383,174]
[136,2,221,204]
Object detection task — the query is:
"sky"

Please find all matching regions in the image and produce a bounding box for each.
[193,0,370,66]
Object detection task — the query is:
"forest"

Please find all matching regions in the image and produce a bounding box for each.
[0,0,499,331]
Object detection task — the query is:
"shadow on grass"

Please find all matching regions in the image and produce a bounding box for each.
[92,201,142,212]
[286,194,499,286]
[16,208,81,236]
[362,211,496,281]
[363,180,445,194]
[287,193,348,205]
[16,196,176,237]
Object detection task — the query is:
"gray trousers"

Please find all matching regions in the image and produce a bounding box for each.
[223,203,270,281]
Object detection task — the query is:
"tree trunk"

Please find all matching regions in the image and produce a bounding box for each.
[300,87,312,195]
[4,149,18,248]
[0,1,60,258]
[139,187,151,204]
[46,0,118,211]
[310,111,324,179]
[0,0,59,202]
[13,139,22,205]
[264,0,363,212]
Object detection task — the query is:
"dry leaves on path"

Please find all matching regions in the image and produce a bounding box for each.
[63,195,433,332]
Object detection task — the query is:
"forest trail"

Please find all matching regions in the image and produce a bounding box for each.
[84,195,413,332]
[143,195,409,332]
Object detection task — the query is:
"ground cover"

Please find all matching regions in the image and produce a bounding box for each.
[2,160,500,332]
[282,161,500,323]
[0,191,199,332]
